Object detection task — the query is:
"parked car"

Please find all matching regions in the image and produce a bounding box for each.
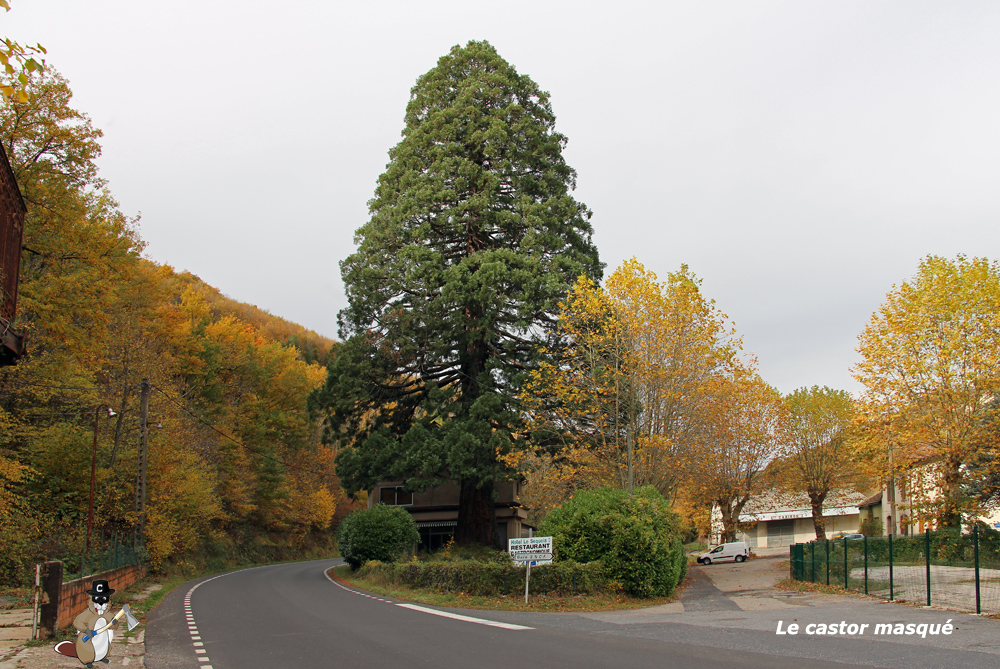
[829,532,864,541]
[697,541,749,565]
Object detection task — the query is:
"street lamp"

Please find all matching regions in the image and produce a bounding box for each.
[87,404,116,553]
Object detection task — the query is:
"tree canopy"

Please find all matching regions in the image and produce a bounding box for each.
[0,1,46,102]
[518,259,740,510]
[853,254,1000,528]
[780,385,856,541]
[0,68,340,581]
[315,40,601,546]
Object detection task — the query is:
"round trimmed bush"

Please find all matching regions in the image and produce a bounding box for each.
[337,504,420,570]
[539,486,686,598]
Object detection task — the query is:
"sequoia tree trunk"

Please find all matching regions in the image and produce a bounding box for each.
[455,478,500,548]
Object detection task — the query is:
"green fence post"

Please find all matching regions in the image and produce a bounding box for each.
[889,533,894,601]
[864,535,868,595]
[925,528,931,607]
[825,540,830,585]
[844,538,849,590]
[974,525,981,615]
[811,542,815,582]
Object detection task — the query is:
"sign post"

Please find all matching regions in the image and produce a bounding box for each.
[508,536,553,603]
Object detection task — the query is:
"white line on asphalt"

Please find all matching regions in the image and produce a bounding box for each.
[394,603,534,630]
[323,567,533,631]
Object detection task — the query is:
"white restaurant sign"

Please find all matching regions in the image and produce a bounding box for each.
[508,536,553,566]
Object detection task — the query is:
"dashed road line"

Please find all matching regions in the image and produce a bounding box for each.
[183,567,266,669]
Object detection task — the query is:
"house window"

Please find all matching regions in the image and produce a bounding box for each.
[417,521,456,551]
[379,486,413,506]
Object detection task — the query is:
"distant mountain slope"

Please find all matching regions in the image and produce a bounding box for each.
[165,267,337,365]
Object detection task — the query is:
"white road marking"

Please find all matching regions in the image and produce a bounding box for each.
[394,603,534,630]
[323,566,534,631]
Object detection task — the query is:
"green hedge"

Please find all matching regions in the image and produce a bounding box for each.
[539,486,686,598]
[337,504,420,569]
[357,558,607,596]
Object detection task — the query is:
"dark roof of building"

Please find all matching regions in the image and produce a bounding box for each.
[857,491,883,509]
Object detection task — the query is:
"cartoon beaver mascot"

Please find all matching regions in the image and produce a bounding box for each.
[53,579,122,667]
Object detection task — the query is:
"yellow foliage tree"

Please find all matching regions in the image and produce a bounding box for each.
[520,258,740,506]
[0,67,341,580]
[0,1,46,102]
[779,386,857,541]
[853,255,1000,528]
[685,368,787,543]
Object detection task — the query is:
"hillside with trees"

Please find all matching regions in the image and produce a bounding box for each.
[0,69,340,583]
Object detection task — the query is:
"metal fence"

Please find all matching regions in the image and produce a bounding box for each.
[58,530,144,581]
[790,527,1000,614]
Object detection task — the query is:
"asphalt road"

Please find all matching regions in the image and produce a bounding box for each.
[145,559,1000,668]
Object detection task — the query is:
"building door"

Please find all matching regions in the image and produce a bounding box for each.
[767,519,796,547]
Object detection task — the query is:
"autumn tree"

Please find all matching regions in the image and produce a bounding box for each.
[315,40,601,547]
[780,386,856,541]
[686,369,787,543]
[0,67,339,579]
[854,255,1000,529]
[519,259,739,504]
[0,1,46,102]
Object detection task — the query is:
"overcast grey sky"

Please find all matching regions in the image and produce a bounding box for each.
[7,1,1000,395]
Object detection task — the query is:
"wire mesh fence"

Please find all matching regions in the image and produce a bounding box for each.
[790,526,1000,614]
[58,529,144,581]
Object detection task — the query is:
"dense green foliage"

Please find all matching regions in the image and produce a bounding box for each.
[539,486,686,598]
[357,558,607,596]
[312,40,602,546]
[337,504,421,570]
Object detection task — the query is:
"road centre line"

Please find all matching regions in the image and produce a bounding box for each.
[323,567,534,631]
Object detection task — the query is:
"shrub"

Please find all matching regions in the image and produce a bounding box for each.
[337,504,420,569]
[539,486,686,598]
[858,514,882,537]
[357,558,606,596]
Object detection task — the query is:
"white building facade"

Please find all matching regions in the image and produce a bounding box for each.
[710,489,869,548]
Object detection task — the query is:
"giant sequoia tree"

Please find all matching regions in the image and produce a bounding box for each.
[316,41,601,546]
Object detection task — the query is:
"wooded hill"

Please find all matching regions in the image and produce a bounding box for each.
[0,69,342,583]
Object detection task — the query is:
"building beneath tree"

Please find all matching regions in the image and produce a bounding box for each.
[711,489,869,548]
[367,479,531,551]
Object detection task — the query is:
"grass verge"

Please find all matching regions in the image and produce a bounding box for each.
[330,565,680,613]
[775,577,867,597]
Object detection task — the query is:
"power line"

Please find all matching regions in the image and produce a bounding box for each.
[0,379,143,392]
[150,384,317,475]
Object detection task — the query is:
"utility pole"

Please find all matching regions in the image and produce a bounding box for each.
[136,379,149,545]
[88,404,115,553]
[627,427,634,497]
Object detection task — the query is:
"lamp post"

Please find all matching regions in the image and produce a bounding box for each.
[87,404,116,553]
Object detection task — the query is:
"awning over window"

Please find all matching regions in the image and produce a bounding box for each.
[416,521,457,528]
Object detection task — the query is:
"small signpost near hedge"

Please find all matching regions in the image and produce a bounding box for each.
[509,536,554,603]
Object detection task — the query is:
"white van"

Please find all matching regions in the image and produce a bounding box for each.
[697,541,749,565]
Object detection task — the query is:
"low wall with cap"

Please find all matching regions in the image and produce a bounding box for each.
[56,563,146,630]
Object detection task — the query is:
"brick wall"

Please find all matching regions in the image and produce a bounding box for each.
[57,564,147,629]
